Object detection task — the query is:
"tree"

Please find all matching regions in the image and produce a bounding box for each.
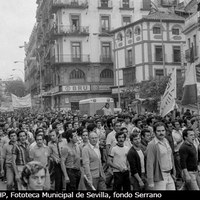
[5,79,26,97]
[121,75,184,112]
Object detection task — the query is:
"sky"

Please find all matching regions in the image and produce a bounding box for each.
[0,0,37,81]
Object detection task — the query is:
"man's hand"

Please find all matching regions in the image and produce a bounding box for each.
[139,180,144,188]
[15,174,21,182]
[185,175,191,183]
[0,170,4,177]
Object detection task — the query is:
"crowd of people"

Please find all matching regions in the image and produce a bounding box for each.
[0,106,200,191]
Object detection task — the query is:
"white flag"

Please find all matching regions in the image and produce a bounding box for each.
[11,94,32,108]
[160,69,176,117]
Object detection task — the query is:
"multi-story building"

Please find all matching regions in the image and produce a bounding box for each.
[25,0,185,110]
[111,3,186,107]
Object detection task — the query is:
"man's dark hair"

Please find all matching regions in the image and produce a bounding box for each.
[66,129,77,143]
[141,129,150,138]
[182,128,194,140]
[129,132,140,142]
[8,130,17,139]
[115,131,126,141]
[153,122,166,133]
[87,123,97,132]
[17,130,27,138]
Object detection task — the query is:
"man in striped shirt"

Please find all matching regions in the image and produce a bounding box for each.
[12,130,30,190]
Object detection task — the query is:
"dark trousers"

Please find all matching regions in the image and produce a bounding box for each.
[113,170,130,191]
[66,168,81,191]
[130,173,147,191]
[174,152,182,179]
[52,163,63,190]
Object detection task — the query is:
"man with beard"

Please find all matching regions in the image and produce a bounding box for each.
[146,122,176,190]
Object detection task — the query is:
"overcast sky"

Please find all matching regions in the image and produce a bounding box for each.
[0,0,37,81]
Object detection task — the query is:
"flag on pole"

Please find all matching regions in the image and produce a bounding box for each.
[181,62,197,105]
[160,69,177,117]
[11,94,32,109]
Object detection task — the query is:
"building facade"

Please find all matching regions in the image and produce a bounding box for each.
[25,0,162,111]
[25,0,185,111]
[111,9,186,107]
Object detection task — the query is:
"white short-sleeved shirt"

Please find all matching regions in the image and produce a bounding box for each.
[110,145,129,172]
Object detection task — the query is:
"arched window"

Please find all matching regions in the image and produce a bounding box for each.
[70,69,85,79]
[100,69,114,78]
[135,26,140,35]
[126,28,132,38]
[117,32,123,41]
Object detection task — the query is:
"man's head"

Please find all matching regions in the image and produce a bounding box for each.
[115,131,126,146]
[49,129,59,143]
[82,130,88,143]
[141,129,151,143]
[73,121,79,130]
[130,132,141,148]
[182,128,195,143]
[89,131,98,146]
[153,122,166,141]
[66,129,78,143]
[35,134,44,147]
[8,130,17,143]
[105,103,110,108]
[114,121,121,133]
[87,123,97,133]
[124,115,131,124]
[17,131,27,143]
[21,161,46,190]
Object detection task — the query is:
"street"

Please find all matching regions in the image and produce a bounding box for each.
[0,180,6,190]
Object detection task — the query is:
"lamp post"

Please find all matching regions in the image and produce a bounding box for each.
[93,32,121,108]
[150,1,166,76]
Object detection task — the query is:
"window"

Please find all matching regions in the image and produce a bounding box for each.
[155,46,163,62]
[142,0,151,10]
[188,38,191,49]
[127,49,132,66]
[135,26,141,35]
[117,33,123,41]
[173,46,181,63]
[153,26,161,34]
[194,35,197,57]
[126,29,132,38]
[101,0,109,8]
[101,16,110,32]
[172,28,179,35]
[71,15,80,30]
[102,42,111,61]
[72,42,81,61]
[70,69,85,79]
[155,69,164,80]
[122,0,130,8]
[177,69,182,79]
[122,16,131,26]
[100,69,113,78]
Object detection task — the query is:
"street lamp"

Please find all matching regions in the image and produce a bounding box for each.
[149,1,166,76]
[14,61,24,64]
[93,32,121,108]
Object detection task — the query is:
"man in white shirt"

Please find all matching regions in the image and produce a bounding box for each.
[108,131,130,190]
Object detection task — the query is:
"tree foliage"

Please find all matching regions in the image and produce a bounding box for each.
[5,79,26,97]
[122,75,184,112]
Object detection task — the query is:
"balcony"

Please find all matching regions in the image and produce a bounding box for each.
[119,0,134,10]
[98,0,113,9]
[185,46,199,63]
[51,54,90,64]
[100,55,113,63]
[184,12,198,32]
[98,27,113,36]
[50,25,89,38]
[50,0,88,12]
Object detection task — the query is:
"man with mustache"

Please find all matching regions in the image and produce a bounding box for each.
[146,122,176,190]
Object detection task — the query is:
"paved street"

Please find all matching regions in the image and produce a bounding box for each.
[0,180,6,190]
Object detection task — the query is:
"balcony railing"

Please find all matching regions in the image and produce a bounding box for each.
[98,0,113,9]
[51,54,90,64]
[100,55,113,63]
[98,27,114,36]
[50,25,89,37]
[119,0,134,10]
[50,0,88,12]
[184,12,198,31]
